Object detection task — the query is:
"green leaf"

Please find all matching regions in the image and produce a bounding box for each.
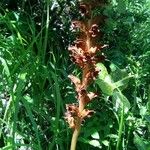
[112,90,130,113]
[96,63,115,95]
[107,134,118,139]
[24,95,33,104]
[79,138,101,148]
[134,133,150,150]
[21,98,42,150]
[96,63,108,80]
[91,132,100,140]
[102,140,109,146]
[96,77,115,96]
[140,106,147,117]
[96,63,132,95]
[0,57,12,85]
[114,76,130,89]
[110,63,131,90]
[89,140,101,148]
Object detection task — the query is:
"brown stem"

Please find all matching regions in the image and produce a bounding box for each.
[70,121,81,150]
[79,94,86,113]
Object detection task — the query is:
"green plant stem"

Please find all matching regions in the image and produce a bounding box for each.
[126,125,132,148]
[43,0,50,63]
[116,106,124,150]
[70,123,81,150]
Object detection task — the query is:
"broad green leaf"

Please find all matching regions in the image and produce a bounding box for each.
[112,90,130,113]
[96,63,132,95]
[96,76,115,96]
[96,63,115,95]
[96,63,108,80]
[110,63,130,90]
[114,76,131,89]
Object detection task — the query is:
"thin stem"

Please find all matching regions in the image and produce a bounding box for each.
[43,0,50,63]
[116,106,124,150]
[70,123,81,150]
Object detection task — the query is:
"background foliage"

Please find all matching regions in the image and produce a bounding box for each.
[0,0,150,150]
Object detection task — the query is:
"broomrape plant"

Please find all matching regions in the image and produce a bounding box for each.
[65,1,107,150]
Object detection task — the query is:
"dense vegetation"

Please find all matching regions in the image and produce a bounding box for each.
[0,0,150,150]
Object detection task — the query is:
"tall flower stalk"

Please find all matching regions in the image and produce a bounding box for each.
[65,1,107,150]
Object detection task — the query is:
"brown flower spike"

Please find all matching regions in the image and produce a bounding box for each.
[65,1,107,150]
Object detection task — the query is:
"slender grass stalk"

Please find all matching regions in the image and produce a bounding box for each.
[22,98,42,150]
[126,124,132,149]
[43,0,50,63]
[49,71,63,150]
[116,106,124,150]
